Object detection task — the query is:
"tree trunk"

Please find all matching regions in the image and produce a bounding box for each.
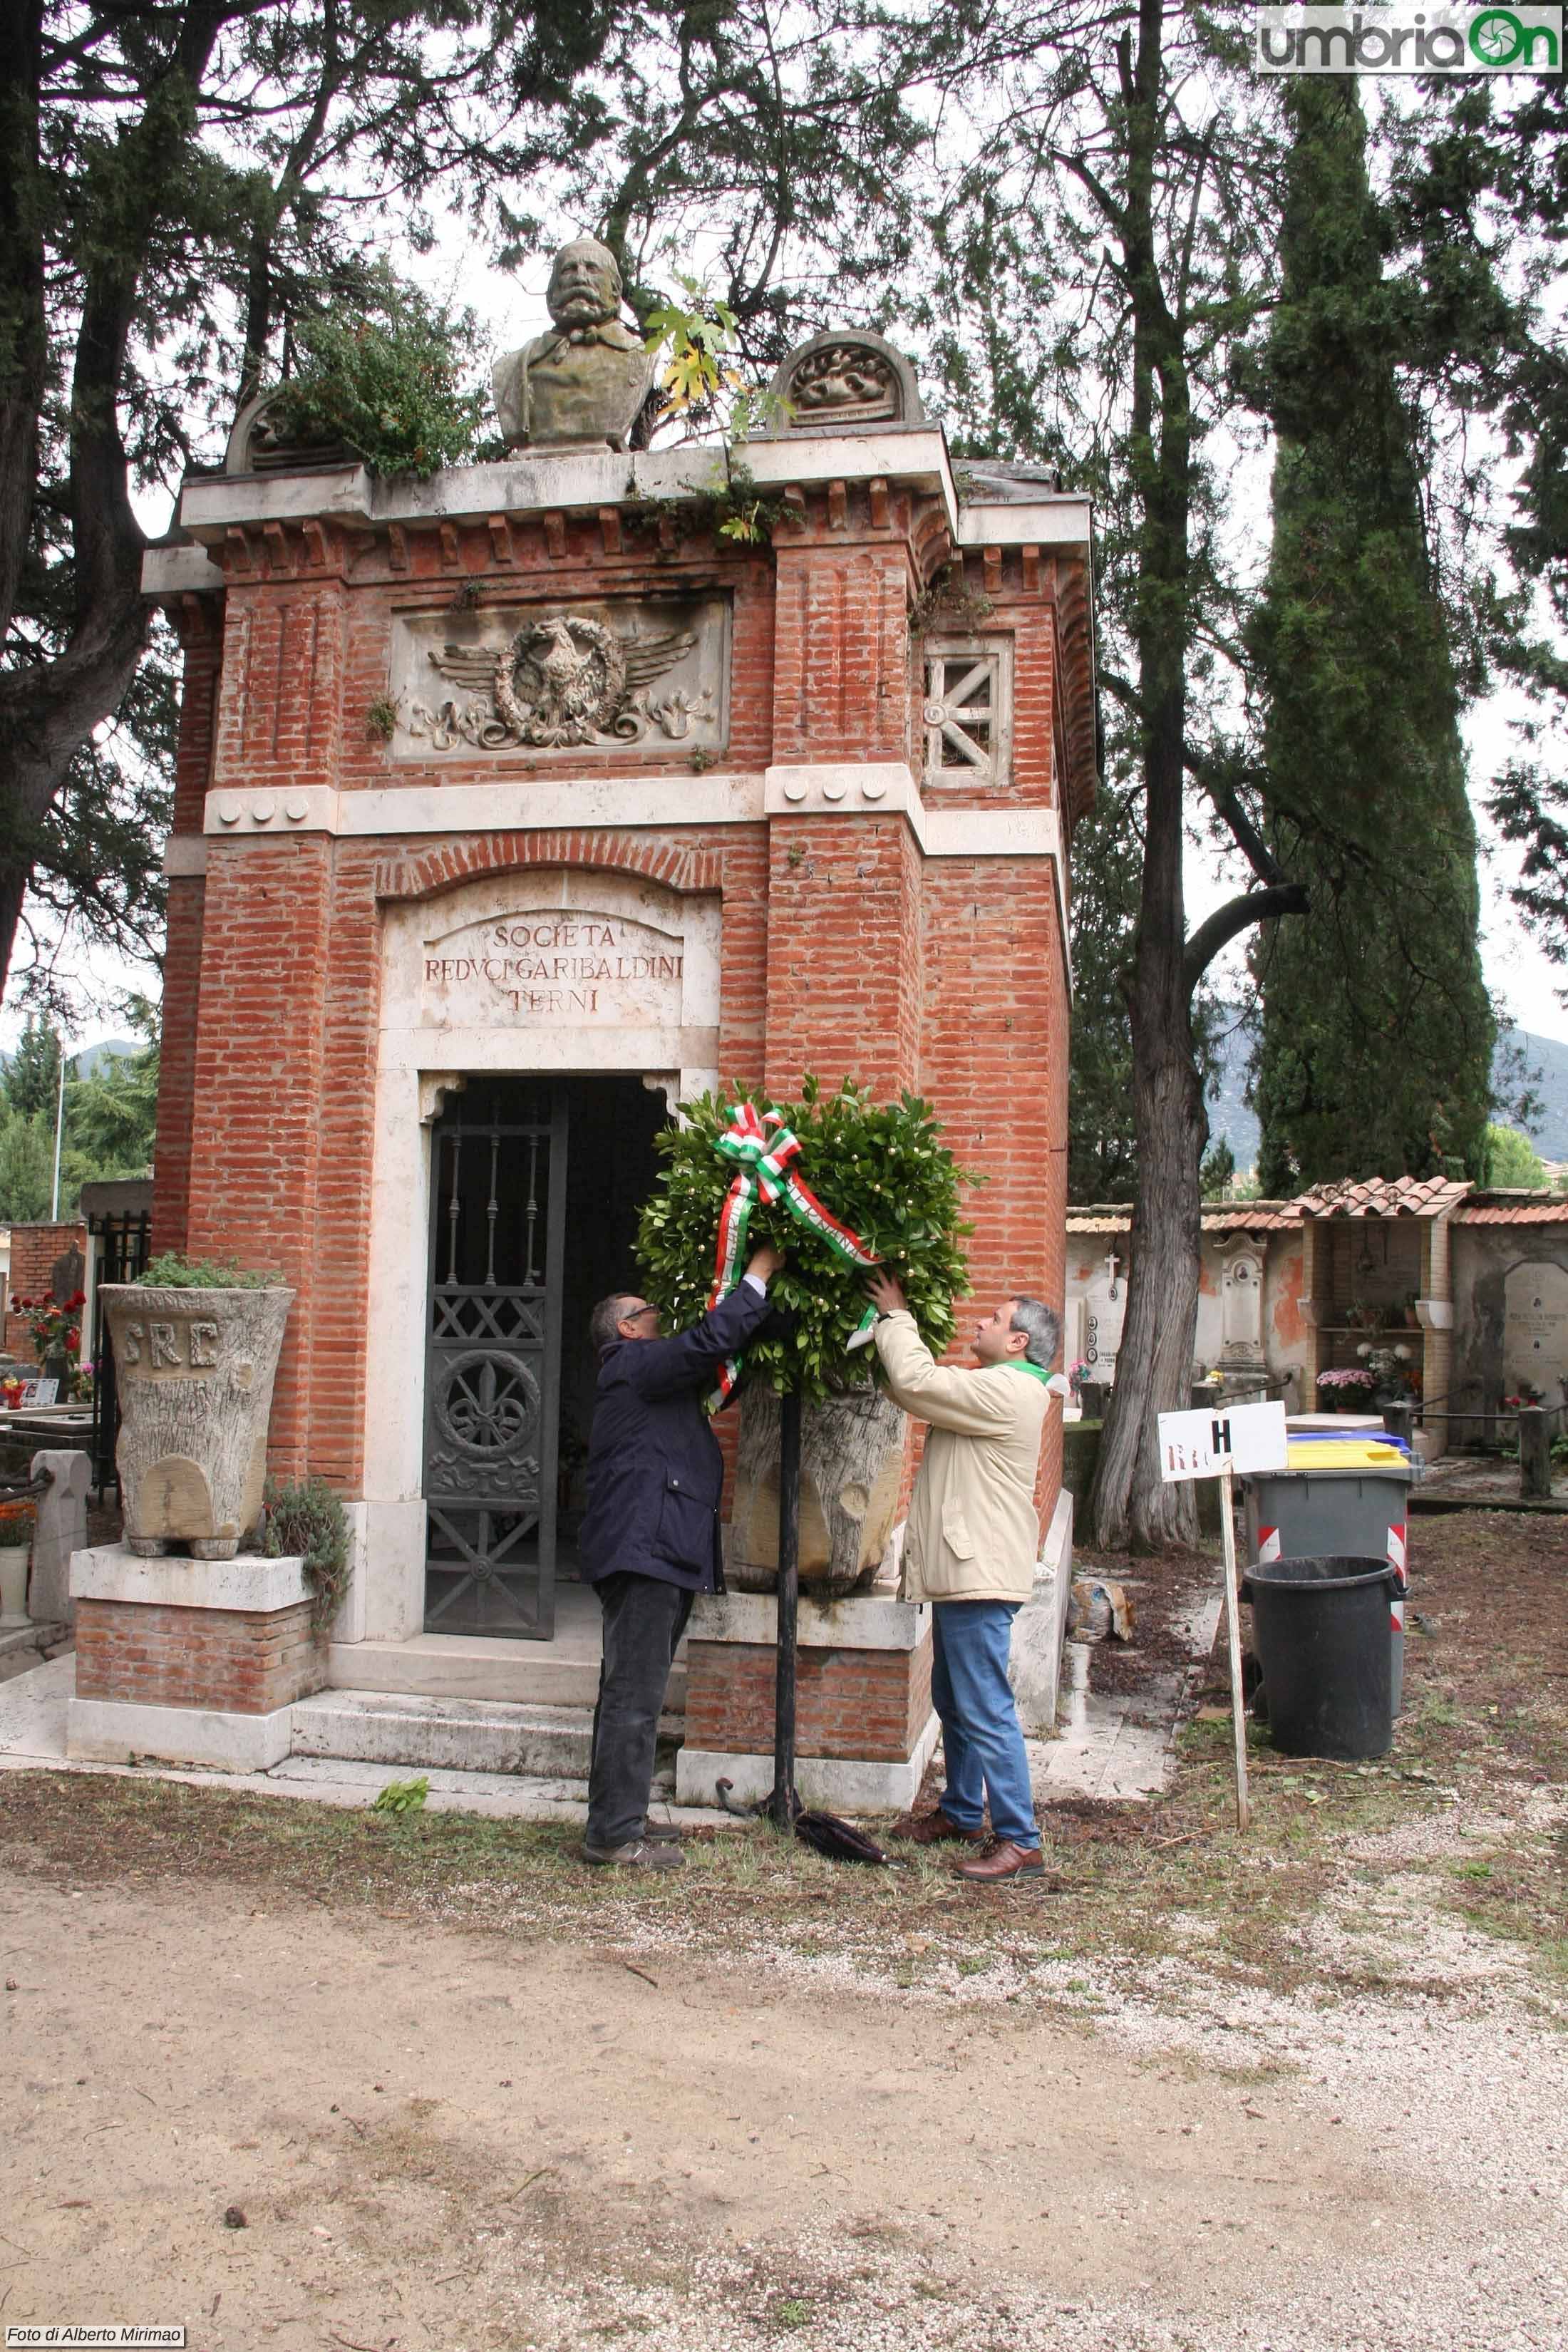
[1088,0,1205,1551]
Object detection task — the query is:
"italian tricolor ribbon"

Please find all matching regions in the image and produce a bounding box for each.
[707,1102,880,1406]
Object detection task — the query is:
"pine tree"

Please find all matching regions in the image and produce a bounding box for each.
[1247,81,1494,1190]
[4,1016,62,1120]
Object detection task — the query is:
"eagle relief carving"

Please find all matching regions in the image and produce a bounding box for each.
[406,607,720,752]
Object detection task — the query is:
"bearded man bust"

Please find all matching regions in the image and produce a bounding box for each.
[492,237,655,451]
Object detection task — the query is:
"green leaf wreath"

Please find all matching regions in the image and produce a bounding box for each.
[636,1078,978,1402]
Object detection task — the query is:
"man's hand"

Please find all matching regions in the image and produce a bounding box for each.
[746,1241,785,1284]
[867,1269,907,1316]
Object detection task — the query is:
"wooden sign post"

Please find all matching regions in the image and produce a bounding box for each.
[1157,1398,1290,1834]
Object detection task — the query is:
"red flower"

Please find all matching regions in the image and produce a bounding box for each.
[67,1290,85,1310]
[66,1330,81,1352]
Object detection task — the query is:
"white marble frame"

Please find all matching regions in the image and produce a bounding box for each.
[354,867,721,1646]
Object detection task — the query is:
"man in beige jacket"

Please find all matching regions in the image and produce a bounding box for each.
[867,1272,1060,1882]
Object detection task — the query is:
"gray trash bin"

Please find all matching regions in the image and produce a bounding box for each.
[1242,1462,1413,1713]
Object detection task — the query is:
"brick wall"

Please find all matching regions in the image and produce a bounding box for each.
[74,1597,326,1713]
[684,1631,933,1762]
[5,1222,87,1363]
[153,470,1083,1573]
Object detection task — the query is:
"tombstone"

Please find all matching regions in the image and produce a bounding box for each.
[1222,1248,1264,1356]
[50,1244,85,1306]
[1502,1259,1568,1400]
[29,1448,91,1624]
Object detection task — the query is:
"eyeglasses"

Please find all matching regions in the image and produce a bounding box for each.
[621,1304,660,1325]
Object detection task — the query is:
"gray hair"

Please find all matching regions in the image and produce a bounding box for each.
[589,1292,640,1354]
[1009,1295,1061,1370]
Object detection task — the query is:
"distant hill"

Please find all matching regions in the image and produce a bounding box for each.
[0,1036,139,1085]
[1205,1019,1568,1170]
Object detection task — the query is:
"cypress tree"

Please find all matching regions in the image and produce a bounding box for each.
[1249,80,1493,1192]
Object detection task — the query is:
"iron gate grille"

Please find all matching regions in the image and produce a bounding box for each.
[423,1084,567,1639]
[88,1207,153,1496]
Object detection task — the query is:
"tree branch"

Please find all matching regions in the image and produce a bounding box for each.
[1182,882,1309,999]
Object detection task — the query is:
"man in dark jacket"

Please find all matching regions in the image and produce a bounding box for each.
[577,1240,784,1868]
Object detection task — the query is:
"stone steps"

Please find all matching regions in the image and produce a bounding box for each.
[290,1687,681,1780]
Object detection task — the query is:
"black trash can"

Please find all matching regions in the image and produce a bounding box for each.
[1243,1554,1398,1761]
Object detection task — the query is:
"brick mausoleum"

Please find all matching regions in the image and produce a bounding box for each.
[75,317,1095,1799]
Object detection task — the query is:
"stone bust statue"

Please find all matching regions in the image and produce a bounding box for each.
[492,238,656,453]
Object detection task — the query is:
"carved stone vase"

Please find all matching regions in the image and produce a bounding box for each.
[101,1285,295,1560]
[726,1384,906,1600]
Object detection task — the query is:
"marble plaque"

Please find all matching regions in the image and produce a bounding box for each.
[1503,1258,1568,1393]
[421,905,691,1031]
[388,595,728,761]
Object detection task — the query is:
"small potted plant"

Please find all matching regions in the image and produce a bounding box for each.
[1317,1366,1378,1411]
[0,1494,33,1620]
[100,1252,295,1560]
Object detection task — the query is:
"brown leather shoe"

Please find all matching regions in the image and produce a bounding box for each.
[897,1807,989,1848]
[952,1839,1046,1882]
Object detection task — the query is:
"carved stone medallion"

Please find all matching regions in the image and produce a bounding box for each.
[388,596,729,758]
[758,329,926,437]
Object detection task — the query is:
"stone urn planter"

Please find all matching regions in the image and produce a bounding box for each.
[726,1384,906,1599]
[100,1284,295,1559]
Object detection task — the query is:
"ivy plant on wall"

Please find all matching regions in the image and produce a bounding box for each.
[636,1078,977,1402]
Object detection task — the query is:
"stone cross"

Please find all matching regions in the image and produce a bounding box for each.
[1103,1248,1121,1300]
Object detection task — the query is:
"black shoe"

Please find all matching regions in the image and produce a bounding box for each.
[582,1838,684,1871]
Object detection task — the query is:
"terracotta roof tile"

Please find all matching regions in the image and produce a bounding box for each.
[1453,1190,1568,1225]
[1295,1174,1470,1219]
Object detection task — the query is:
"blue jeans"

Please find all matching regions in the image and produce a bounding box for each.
[931,1599,1039,1850]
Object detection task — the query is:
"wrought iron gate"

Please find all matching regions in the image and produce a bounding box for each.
[423,1083,567,1639]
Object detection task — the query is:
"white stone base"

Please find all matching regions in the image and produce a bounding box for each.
[688,1589,930,1650]
[676,1707,939,1814]
[67,1694,296,1771]
[1009,1488,1075,1737]
[69,1542,309,1610]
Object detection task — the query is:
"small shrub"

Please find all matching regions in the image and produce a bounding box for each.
[135,1252,280,1289]
[264,1473,351,1629]
[365,697,398,743]
[372,1775,430,1815]
[266,267,485,482]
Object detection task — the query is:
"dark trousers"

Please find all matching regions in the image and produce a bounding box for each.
[586,1572,695,1850]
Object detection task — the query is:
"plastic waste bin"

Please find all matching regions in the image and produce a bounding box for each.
[1242,1554,1398,1760]
[1243,1444,1414,1713]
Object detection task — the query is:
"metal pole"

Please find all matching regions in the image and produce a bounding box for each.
[50,1041,66,1221]
[1219,1463,1250,1833]
[770,1386,801,1828]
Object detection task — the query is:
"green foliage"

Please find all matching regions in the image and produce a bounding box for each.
[1478,1123,1548,1189]
[1247,81,1495,1192]
[635,1080,976,1403]
[136,1254,280,1290]
[265,271,487,481]
[1066,785,1141,1201]
[4,1017,62,1120]
[1200,1139,1236,1200]
[66,1009,160,1177]
[641,277,743,418]
[371,1776,430,1816]
[0,1116,53,1225]
[0,1011,159,1220]
[263,1474,352,1630]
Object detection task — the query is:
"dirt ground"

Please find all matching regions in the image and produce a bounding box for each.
[1,1511,1564,2351]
